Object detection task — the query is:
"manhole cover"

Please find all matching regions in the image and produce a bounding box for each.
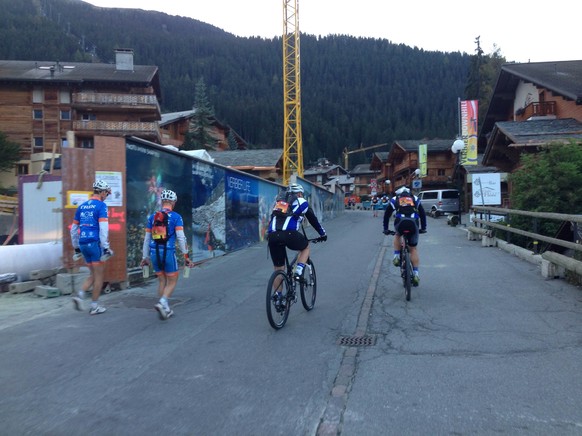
[337,335,376,347]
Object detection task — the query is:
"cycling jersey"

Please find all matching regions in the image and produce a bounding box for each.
[144,207,187,253]
[70,195,109,249]
[268,197,325,235]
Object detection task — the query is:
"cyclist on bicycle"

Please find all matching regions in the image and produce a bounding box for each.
[383,186,427,286]
[267,183,327,288]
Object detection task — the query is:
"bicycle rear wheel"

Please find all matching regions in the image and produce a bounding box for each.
[403,249,412,301]
[300,259,317,311]
[266,270,291,329]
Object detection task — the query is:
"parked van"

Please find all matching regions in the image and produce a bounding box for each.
[417,189,459,217]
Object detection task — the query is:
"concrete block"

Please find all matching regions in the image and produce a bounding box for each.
[541,259,565,279]
[30,269,58,280]
[9,280,42,294]
[34,285,61,298]
[481,236,496,247]
[56,272,89,295]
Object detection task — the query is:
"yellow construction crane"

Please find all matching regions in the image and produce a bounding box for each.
[282,0,303,184]
[343,143,388,170]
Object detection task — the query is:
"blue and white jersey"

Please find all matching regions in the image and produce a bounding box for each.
[268,196,325,236]
[70,195,109,248]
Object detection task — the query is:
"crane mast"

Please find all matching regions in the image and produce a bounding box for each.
[282,0,303,184]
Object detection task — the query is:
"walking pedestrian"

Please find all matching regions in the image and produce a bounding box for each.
[70,180,114,315]
[140,189,193,320]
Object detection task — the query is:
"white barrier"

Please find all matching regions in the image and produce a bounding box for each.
[0,242,63,282]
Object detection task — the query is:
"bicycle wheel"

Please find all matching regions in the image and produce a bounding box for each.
[300,259,317,311]
[266,270,291,329]
[403,249,412,301]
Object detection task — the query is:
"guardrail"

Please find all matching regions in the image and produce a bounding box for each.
[468,206,582,281]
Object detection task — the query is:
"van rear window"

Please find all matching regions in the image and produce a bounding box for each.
[442,191,459,199]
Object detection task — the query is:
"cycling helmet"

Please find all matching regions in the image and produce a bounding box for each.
[287,183,304,194]
[93,180,111,193]
[160,189,177,202]
[395,186,410,195]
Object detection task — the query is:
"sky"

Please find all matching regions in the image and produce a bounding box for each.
[83,0,579,64]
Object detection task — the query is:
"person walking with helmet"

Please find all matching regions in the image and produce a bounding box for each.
[140,189,193,320]
[70,180,113,315]
[383,186,427,286]
[267,183,327,288]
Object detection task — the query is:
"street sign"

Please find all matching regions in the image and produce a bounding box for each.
[412,179,422,189]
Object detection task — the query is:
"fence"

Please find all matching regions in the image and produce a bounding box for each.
[469,206,582,280]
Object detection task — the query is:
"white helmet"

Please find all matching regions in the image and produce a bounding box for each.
[160,189,177,202]
[287,183,304,194]
[93,180,111,193]
[395,186,410,195]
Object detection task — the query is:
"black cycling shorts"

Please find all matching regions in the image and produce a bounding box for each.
[267,230,308,267]
[395,217,419,247]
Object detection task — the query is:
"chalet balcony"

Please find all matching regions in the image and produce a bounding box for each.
[72,92,161,116]
[73,120,161,141]
[517,101,557,120]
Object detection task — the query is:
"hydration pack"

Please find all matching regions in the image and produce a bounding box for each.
[272,192,298,218]
[151,210,171,244]
[396,192,418,217]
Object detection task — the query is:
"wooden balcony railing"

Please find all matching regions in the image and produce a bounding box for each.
[73,120,161,140]
[72,92,161,114]
[519,101,556,119]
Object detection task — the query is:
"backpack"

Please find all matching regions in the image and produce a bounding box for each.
[271,192,298,218]
[396,191,418,217]
[151,210,172,245]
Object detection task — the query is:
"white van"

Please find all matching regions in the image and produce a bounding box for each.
[418,189,459,217]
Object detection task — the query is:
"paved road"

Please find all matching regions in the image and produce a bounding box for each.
[1,211,581,435]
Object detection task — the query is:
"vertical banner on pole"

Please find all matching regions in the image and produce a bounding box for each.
[460,100,478,166]
[418,143,427,177]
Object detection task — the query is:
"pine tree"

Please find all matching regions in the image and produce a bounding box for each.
[183,78,216,151]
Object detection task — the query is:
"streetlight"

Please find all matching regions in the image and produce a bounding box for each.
[451,139,465,225]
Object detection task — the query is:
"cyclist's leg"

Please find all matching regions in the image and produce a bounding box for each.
[408,223,420,268]
[268,232,287,289]
[286,232,309,275]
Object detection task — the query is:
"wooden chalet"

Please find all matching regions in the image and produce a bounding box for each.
[0,49,161,187]
[481,60,582,172]
[208,149,283,182]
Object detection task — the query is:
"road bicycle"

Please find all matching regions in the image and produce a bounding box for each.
[385,227,420,301]
[266,235,326,330]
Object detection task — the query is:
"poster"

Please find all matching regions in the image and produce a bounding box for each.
[472,173,501,206]
[95,170,123,206]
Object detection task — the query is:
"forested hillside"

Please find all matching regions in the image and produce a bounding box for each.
[0,0,482,167]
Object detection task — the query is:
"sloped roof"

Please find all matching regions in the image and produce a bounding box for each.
[325,174,354,186]
[393,139,455,152]
[207,149,282,168]
[0,60,160,97]
[350,163,375,174]
[496,118,582,146]
[160,110,196,126]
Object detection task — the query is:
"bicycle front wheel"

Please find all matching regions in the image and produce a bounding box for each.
[266,270,291,329]
[403,250,412,301]
[300,259,317,311]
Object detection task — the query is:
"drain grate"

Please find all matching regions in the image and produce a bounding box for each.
[337,335,376,347]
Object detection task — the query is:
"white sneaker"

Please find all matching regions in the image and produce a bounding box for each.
[72,296,84,311]
[155,303,171,320]
[89,305,106,315]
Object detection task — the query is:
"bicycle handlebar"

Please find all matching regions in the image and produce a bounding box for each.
[310,236,327,243]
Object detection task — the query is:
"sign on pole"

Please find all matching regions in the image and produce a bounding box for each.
[460,100,478,166]
[471,173,501,205]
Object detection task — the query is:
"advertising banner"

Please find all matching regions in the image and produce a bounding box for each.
[419,143,427,177]
[460,100,478,166]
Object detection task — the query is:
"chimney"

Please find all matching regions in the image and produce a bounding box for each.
[115,48,134,71]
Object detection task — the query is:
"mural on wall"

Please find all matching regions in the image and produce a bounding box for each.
[125,142,193,268]
[258,183,281,242]
[191,160,226,263]
[225,170,260,251]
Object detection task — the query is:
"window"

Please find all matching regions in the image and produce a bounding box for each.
[61,137,68,148]
[16,164,29,175]
[60,110,71,120]
[80,138,94,149]
[33,88,43,103]
[33,137,44,149]
[437,169,445,176]
[59,90,71,104]
[81,113,96,121]
[33,109,43,120]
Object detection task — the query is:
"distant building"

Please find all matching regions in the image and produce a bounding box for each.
[208,149,283,182]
